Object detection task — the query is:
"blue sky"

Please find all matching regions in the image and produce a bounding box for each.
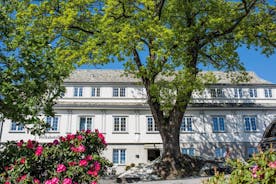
[80,48,276,83]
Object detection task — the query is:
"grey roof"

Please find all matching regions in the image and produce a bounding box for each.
[64,69,272,84]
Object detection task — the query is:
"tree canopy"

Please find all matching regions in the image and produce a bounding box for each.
[0,0,73,134]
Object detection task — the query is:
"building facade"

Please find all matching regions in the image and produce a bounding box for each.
[1,70,276,172]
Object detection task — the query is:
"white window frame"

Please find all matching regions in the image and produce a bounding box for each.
[212,116,225,132]
[113,149,126,165]
[113,87,126,97]
[147,116,158,132]
[74,87,83,97]
[10,122,24,132]
[244,116,257,132]
[46,116,59,132]
[264,88,272,98]
[249,88,257,98]
[91,87,100,97]
[79,116,93,131]
[181,148,195,156]
[210,88,224,98]
[113,116,127,132]
[234,88,243,98]
[180,117,193,132]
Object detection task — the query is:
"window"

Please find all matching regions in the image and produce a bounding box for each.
[244,116,257,131]
[113,87,126,97]
[113,149,126,164]
[264,89,272,98]
[10,122,24,132]
[182,148,195,156]
[210,88,223,98]
[74,87,83,97]
[249,88,257,98]
[46,117,59,132]
[80,117,93,131]
[215,148,226,159]
[247,147,258,158]
[113,117,127,132]
[91,87,100,97]
[180,117,193,132]
[234,88,243,98]
[212,116,225,132]
[147,116,158,132]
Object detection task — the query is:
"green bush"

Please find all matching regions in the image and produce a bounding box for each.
[0,130,112,184]
[205,148,276,184]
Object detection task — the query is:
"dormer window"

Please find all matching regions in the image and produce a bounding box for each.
[264,88,272,98]
[234,88,243,98]
[91,87,100,97]
[249,88,257,98]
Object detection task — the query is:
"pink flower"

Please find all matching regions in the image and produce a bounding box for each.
[77,145,86,152]
[86,129,91,133]
[57,164,66,173]
[79,159,88,166]
[85,155,93,161]
[268,161,276,168]
[20,157,26,164]
[94,161,101,172]
[26,140,34,149]
[66,134,75,141]
[45,180,52,184]
[62,178,72,184]
[68,161,77,166]
[33,178,40,184]
[35,145,43,156]
[87,170,98,177]
[90,181,97,184]
[98,133,106,145]
[51,177,59,184]
[60,136,66,142]
[53,139,59,145]
[77,135,83,141]
[5,182,11,184]
[17,140,24,147]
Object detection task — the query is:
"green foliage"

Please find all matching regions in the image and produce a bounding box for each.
[0,130,111,183]
[205,149,276,184]
[0,0,74,134]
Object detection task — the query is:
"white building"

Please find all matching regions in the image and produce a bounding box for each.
[1,70,276,173]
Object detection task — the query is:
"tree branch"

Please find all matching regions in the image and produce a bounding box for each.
[155,0,166,20]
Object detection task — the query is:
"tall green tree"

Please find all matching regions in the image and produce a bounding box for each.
[0,0,73,134]
[13,0,275,177]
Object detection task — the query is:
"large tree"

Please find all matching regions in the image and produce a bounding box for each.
[0,0,73,134]
[12,0,276,177]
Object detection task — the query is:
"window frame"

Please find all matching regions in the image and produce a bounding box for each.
[113,116,127,132]
[146,116,158,132]
[244,116,257,132]
[10,122,25,132]
[113,87,126,97]
[249,88,257,98]
[234,88,243,98]
[215,148,226,159]
[79,116,93,131]
[74,87,83,97]
[113,149,126,165]
[181,148,195,156]
[91,87,101,97]
[264,88,272,98]
[212,116,225,132]
[180,117,193,132]
[46,116,59,132]
[210,88,224,98]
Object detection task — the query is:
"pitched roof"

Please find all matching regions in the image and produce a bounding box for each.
[64,69,271,84]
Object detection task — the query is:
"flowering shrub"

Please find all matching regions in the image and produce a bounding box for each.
[0,130,111,184]
[205,148,276,184]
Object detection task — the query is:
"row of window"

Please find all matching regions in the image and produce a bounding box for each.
[112,147,258,164]
[211,88,272,98]
[70,87,273,98]
[73,87,125,97]
[10,116,258,133]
